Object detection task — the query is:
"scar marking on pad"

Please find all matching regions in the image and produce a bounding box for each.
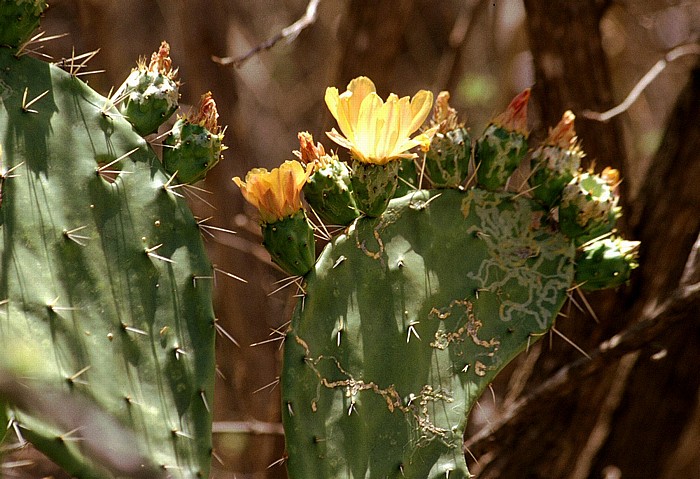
[429,299,500,351]
[295,333,453,442]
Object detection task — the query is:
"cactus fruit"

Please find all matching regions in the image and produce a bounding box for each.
[529,110,583,207]
[0,32,216,479]
[234,76,639,478]
[296,132,360,226]
[423,91,472,188]
[0,0,47,49]
[114,41,180,137]
[163,91,226,184]
[262,211,316,277]
[349,159,401,217]
[575,237,639,291]
[558,167,621,244]
[475,89,530,191]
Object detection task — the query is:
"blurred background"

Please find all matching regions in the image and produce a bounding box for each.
[13,0,700,477]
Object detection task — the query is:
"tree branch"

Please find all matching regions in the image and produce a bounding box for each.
[583,43,700,122]
[464,270,700,458]
[212,0,321,68]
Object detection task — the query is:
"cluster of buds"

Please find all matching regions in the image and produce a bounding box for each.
[234,76,437,275]
[232,77,638,287]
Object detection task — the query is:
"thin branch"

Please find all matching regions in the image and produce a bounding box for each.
[212,0,321,68]
[583,43,700,122]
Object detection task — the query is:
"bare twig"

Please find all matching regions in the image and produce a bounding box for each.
[583,43,700,122]
[212,0,321,68]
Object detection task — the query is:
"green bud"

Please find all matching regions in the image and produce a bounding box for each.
[262,211,316,276]
[303,157,360,226]
[575,237,639,290]
[475,90,531,191]
[162,92,225,184]
[558,169,621,244]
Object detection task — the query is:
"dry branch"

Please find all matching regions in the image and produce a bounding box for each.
[212,0,321,68]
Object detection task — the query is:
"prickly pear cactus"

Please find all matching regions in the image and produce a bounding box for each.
[235,78,639,478]
[282,188,574,478]
[0,26,216,479]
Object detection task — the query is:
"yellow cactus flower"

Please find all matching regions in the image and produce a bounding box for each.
[324,76,435,165]
[233,160,313,223]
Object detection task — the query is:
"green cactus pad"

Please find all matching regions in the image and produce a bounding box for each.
[0,47,215,478]
[424,127,472,188]
[282,188,575,478]
[163,118,224,184]
[575,237,639,291]
[262,210,316,276]
[350,159,400,217]
[118,69,179,136]
[0,0,47,49]
[475,124,528,191]
[303,157,360,226]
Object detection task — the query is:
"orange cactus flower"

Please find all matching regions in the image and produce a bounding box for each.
[233,160,313,223]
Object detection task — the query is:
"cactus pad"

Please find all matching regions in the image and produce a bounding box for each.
[0,47,215,477]
[282,189,575,478]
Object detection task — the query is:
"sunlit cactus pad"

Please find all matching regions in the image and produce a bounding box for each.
[0,48,215,478]
[282,188,575,478]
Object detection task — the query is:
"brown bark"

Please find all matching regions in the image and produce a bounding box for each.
[467,2,700,477]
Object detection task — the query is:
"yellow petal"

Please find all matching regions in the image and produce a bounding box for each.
[326,128,356,151]
[355,92,383,160]
[323,76,435,165]
[408,90,434,133]
[346,77,376,122]
[324,87,341,120]
[414,125,439,151]
[375,97,400,160]
[233,161,310,223]
[395,95,415,141]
